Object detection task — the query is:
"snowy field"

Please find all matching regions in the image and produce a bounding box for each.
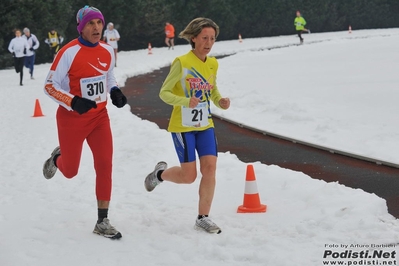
[214,32,399,165]
[1,29,399,266]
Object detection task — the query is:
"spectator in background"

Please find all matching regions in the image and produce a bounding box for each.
[164,22,175,50]
[294,10,310,44]
[45,29,64,59]
[22,27,40,79]
[103,22,120,67]
[8,29,29,86]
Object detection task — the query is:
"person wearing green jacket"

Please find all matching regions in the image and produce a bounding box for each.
[294,10,310,44]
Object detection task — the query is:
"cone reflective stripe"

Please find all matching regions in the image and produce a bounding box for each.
[148,43,153,55]
[244,180,259,194]
[237,164,267,213]
[32,99,44,117]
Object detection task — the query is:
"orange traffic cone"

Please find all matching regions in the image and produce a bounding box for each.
[238,33,243,43]
[348,25,352,34]
[32,99,44,117]
[237,164,267,213]
[148,43,153,55]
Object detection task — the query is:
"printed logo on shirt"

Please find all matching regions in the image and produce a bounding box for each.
[97,58,107,68]
[88,62,108,75]
[45,84,73,107]
[184,67,216,102]
[186,77,214,91]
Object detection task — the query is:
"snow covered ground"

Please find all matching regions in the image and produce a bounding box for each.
[1,29,398,266]
[214,31,399,165]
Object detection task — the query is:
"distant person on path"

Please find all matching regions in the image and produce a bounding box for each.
[22,27,40,79]
[145,17,231,234]
[294,10,310,44]
[164,22,175,50]
[103,22,120,66]
[8,29,29,86]
[42,5,127,240]
[45,29,64,59]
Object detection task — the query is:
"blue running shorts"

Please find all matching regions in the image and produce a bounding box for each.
[171,128,218,163]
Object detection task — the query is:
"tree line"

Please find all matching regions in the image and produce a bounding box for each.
[1,0,398,69]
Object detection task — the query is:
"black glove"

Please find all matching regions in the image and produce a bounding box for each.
[29,47,34,51]
[12,52,15,57]
[71,96,97,115]
[23,48,26,54]
[110,88,127,108]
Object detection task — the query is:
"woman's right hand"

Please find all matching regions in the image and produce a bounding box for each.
[189,96,200,108]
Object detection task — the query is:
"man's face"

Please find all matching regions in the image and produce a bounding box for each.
[81,18,104,44]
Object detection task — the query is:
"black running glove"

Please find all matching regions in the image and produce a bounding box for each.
[12,52,15,57]
[29,47,34,51]
[23,48,27,54]
[71,96,97,115]
[110,88,127,108]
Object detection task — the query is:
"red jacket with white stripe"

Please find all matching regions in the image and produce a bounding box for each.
[44,36,118,113]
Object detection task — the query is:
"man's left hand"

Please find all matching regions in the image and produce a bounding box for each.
[110,88,127,108]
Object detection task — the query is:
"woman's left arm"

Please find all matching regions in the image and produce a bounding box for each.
[211,84,230,110]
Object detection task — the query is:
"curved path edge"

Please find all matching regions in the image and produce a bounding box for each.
[214,114,399,169]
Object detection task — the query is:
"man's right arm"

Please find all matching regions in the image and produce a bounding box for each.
[44,49,75,110]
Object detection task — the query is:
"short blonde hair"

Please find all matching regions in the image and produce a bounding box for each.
[179,17,219,48]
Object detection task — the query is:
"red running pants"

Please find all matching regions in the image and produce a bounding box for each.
[55,106,113,201]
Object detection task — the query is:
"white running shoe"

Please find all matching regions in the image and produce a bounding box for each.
[144,161,167,192]
[195,216,222,234]
[43,146,60,179]
[93,218,122,239]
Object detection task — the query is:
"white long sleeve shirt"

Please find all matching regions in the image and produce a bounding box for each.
[8,37,29,58]
[23,34,40,57]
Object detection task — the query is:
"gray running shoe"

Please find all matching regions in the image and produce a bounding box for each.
[195,216,222,234]
[144,161,167,192]
[43,146,60,179]
[93,218,122,239]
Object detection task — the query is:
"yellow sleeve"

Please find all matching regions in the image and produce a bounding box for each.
[211,83,223,109]
[210,61,223,109]
[159,59,190,107]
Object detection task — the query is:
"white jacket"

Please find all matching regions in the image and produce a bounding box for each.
[23,34,40,57]
[8,37,30,58]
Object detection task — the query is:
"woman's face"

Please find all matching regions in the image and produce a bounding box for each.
[15,30,22,37]
[192,27,216,60]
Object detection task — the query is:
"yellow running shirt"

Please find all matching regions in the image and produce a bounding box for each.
[48,31,60,47]
[160,51,223,133]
